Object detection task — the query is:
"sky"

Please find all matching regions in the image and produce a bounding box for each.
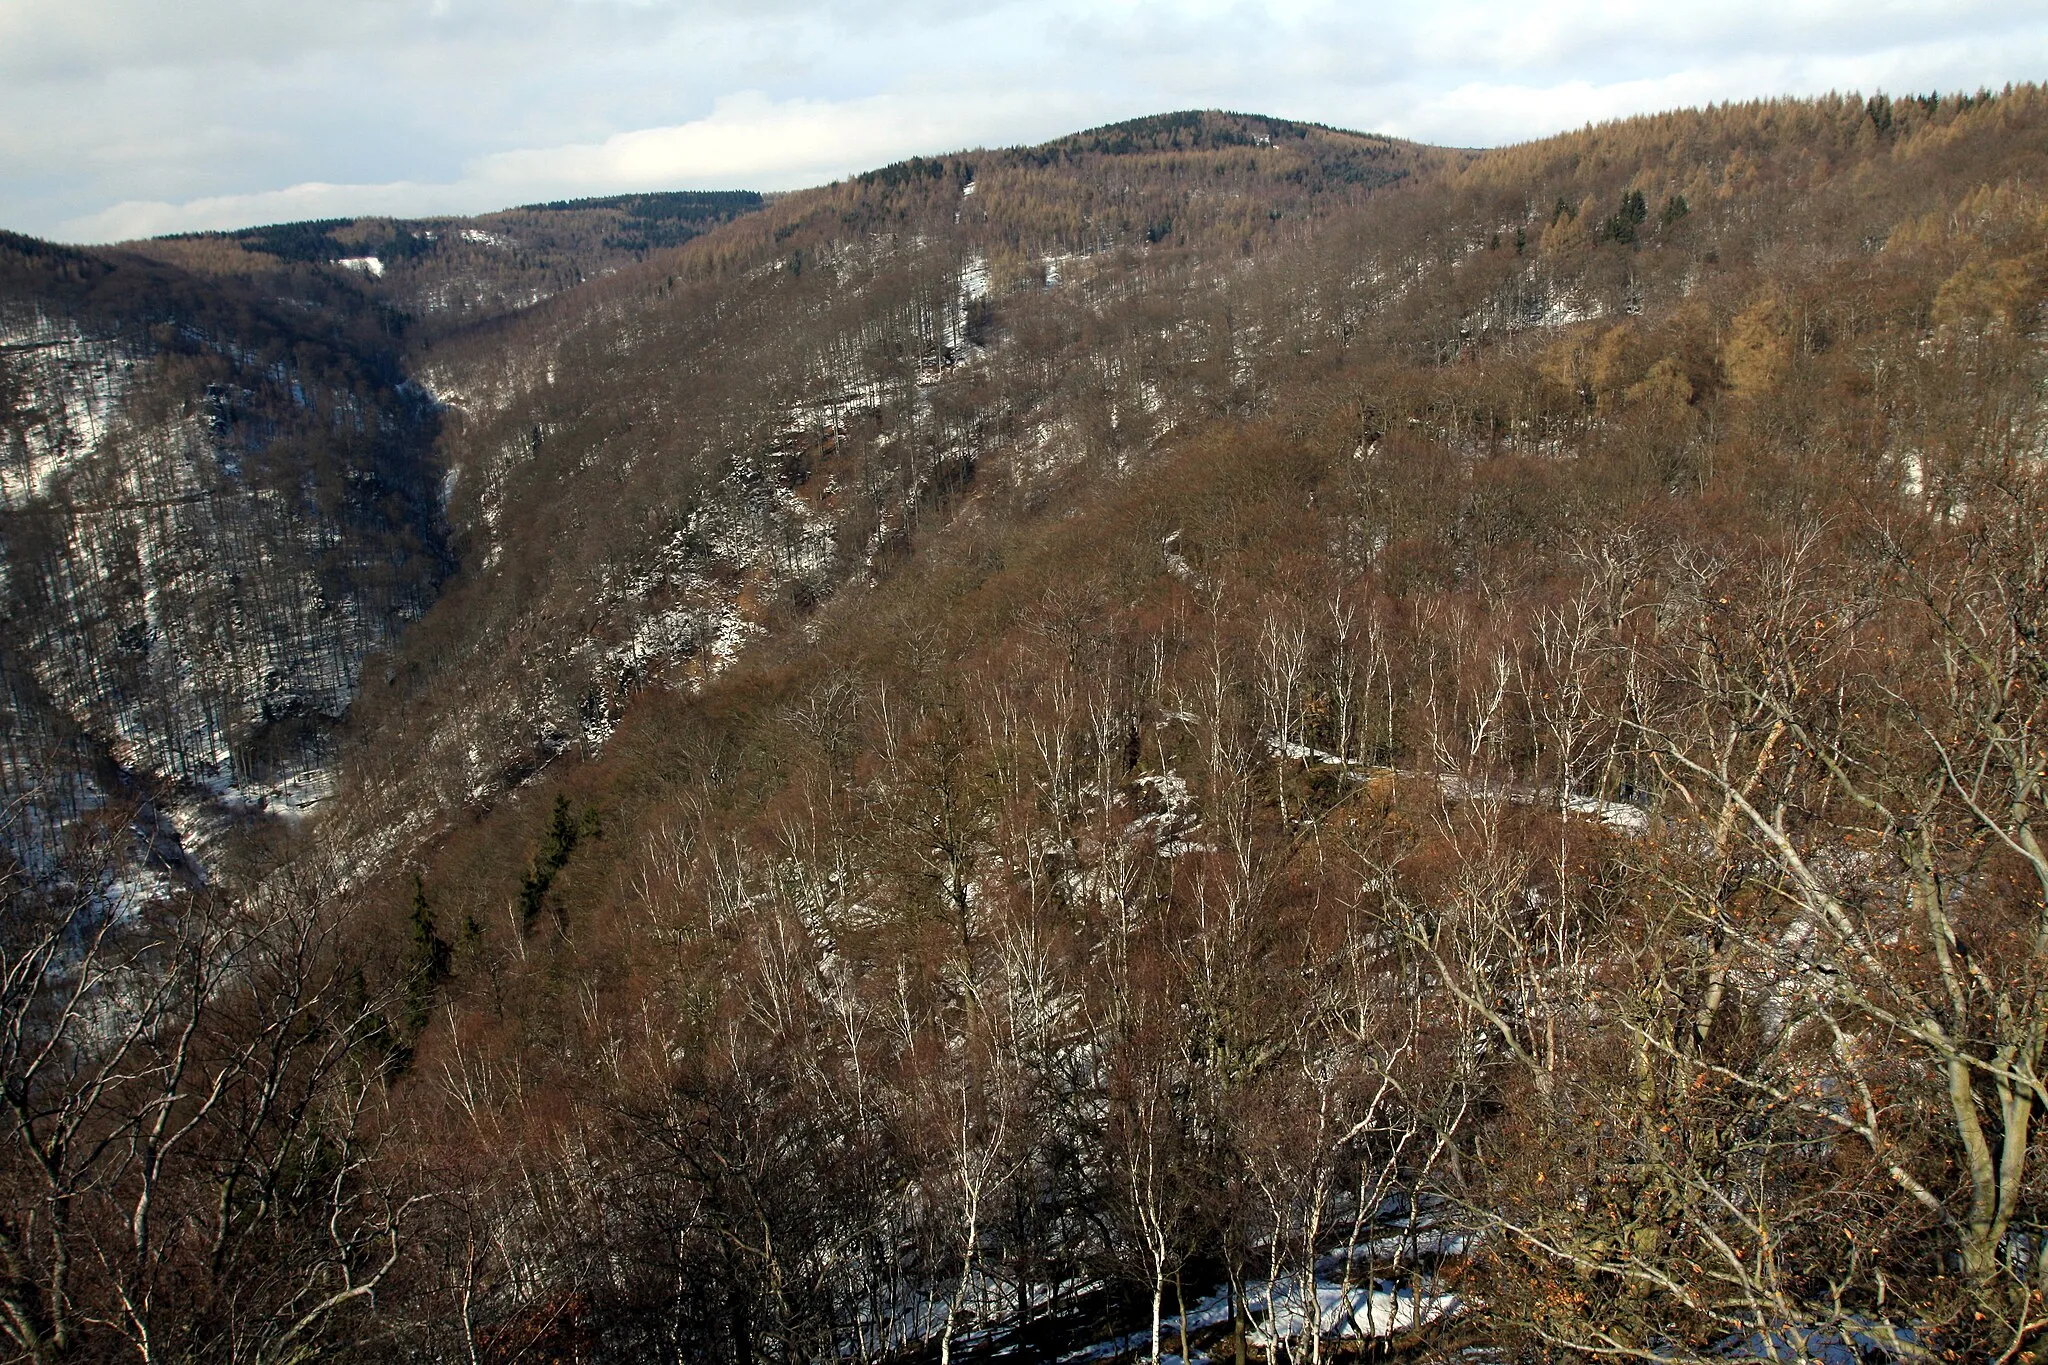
[4,0,2044,244]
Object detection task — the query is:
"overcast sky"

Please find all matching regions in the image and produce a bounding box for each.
[5,0,2044,244]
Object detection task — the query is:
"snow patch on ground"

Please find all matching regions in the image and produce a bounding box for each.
[208,765,337,820]
[961,254,992,302]
[164,767,337,870]
[1059,1244,1462,1362]
[1245,1280,1460,1347]
[336,256,385,277]
[1128,769,1210,856]
[1898,449,1924,498]
[1265,738,1651,834]
[587,464,837,741]
[1537,289,1602,327]
[0,312,138,505]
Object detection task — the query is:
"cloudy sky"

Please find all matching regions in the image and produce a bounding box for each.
[5,0,2044,244]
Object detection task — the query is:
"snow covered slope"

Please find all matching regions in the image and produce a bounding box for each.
[0,235,448,877]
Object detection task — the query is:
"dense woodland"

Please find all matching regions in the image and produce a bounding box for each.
[4,94,2048,1363]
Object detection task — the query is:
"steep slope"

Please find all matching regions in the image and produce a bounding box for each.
[0,233,448,874]
[328,95,1982,847]
[0,189,765,877]
[330,112,1453,836]
[340,91,2048,1364]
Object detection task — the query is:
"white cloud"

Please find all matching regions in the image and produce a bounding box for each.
[57,89,1112,242]
[63,183,454,245]
[466,90,1086,195]
[1369,27,2048,147]
[11,0,2048,242]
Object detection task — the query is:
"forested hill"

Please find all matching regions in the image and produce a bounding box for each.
[132,188,767,334]
[0,185,765,882]
[327,111,1454,835]
[0,230,447,879]
[6,90,2048,1365]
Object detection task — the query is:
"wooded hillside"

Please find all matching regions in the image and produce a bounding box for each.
[4,92,2047,1364]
